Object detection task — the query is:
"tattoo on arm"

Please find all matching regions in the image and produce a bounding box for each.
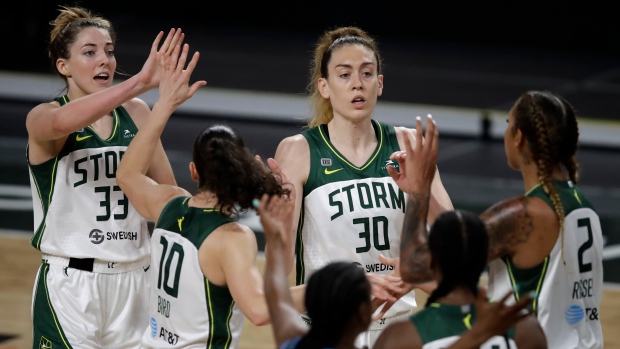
[400,192,432,281]
[481,196,534,261]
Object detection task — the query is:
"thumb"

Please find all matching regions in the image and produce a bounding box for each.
[386,165,399,180]
[379,254,397,266]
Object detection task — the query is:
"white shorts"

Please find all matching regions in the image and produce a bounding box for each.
[31,256,150,349]
[355,309,413,349]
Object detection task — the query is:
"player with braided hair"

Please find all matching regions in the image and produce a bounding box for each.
[389,90,604,349]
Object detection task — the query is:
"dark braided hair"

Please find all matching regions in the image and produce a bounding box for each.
[298,261,371,348]
[510,90,581,259]
[425,210,489,306]
[192,124,290,219]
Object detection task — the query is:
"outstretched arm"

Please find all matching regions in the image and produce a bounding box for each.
[117,41,206,221]
[256,184,309,348]
[390,115,439,284]
[27,28,184,144]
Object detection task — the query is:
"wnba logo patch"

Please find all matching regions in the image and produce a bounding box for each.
[321,158,332,166]
[39,336,52,348]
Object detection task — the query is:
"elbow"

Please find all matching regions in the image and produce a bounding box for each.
[116,169,129,192]
[245,307,270,326]
[399,261,430,284]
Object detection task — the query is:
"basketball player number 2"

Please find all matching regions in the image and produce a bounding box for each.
[157,236,184,297]
[353,216,391,253]
[577,217,593,274]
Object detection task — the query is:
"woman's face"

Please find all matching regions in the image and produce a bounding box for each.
[319,44,383,123]
[58,26,116,98]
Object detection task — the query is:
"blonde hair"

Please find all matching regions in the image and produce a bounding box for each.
[306,26,383,128]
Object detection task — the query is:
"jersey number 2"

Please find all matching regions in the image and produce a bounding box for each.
[577,217,593,273]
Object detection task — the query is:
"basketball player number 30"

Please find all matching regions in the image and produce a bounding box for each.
[354,216,391,253]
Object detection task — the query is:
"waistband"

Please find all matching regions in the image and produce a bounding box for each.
[42,254,150,274]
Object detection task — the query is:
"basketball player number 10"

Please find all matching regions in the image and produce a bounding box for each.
[157,236,184,298]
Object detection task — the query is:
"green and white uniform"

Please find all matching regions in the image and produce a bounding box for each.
[487,180,604,349]
[410,303,517,349]
[141,196,244,349]
[28,95,151,348]
[297,120,416,347]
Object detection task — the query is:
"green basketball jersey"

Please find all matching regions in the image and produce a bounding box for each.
[27,95,149,262]
[411,303,516,348]
[297,120,416,317]
[487,181,604,349]
[142,196,244,349]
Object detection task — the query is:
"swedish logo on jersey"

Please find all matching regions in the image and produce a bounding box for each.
[123,129,136,138]
[382,160,399,171]
[39,336,52,348]
[321,158,332,166]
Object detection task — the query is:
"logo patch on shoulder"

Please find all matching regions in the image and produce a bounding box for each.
[321,158,332,166]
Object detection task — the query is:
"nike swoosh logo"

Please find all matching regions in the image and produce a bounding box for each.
[76,134,93,141]
[324,168,344,175]
[144,265,150,272]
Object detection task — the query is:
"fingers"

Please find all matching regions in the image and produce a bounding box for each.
[151,31,165,53]
[159,28,183,56]
[167,28,184,56]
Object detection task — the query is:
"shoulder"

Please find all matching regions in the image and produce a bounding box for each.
[374,319,421,349]
[213,222,258,245]
[278,134,310,149]
[393,126,417,151]
[515,313,547,348]
[481,195,554,223]
[275,134,310,163]
[26,100,60,120]
[122,97,151,128]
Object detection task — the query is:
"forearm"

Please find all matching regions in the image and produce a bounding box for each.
[118,102,172,178]
[264,238,301,331]
[59,75,148,132]
[446,327,489,349]
[400,192,433,283]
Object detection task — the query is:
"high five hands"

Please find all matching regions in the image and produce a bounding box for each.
[156,36,207,114]
[138,28,185,90]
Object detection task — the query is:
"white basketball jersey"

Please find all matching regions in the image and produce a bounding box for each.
[487,181,604,349]
[28,97,149,262]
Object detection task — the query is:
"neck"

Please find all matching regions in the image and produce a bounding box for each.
[435,286,476,305]
[189,191,219,208]
[327,117,376,148]
[521,162,567,193]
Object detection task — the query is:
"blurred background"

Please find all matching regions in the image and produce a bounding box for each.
[2,0,620,276]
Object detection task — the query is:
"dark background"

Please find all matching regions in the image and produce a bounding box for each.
[4,1,620,122]
[1,1,620,282]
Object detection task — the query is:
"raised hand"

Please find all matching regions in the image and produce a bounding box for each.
[137,28,185,90]
[156,41,207,114]
[388,115,438,195]
[256,186,297,245]
[472,288,535,339]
